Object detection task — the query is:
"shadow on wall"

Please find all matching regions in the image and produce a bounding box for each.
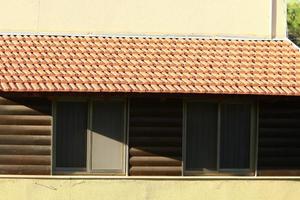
[128,98,183,176]
[0,96,52,175]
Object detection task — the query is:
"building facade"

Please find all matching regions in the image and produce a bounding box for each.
[0,0,299,199]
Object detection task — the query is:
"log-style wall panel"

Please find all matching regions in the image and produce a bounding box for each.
[129,99,182,176]
[0,145,50,155]
[0,125,51,135]
[0,96,52,175]
[130,166,182,176]
[0,165,50,175]
[0,155,51,165]
[0,135,51,145]
[258,100,300,176]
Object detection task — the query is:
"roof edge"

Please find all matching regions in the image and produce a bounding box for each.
[0,31,288,41]
[285,38,300,52]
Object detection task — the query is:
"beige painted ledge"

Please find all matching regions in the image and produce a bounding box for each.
[0,176,300,200]
[1,175,300,180]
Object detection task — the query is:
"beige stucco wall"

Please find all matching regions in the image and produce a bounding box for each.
[275,0,287,38]
[0,0,287,39]
[0,177,299,200]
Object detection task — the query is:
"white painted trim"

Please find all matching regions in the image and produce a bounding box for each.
[285,0,288,38]
[286,38,300,52]
[270,0,275,39]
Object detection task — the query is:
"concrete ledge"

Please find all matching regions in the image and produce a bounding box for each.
[1,175,300,180]
[0,178,299,200]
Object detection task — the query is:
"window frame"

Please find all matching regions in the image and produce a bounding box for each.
[52,98,128,175]
[52,96,258,177]
[88,99,127,174]
[183,98,258,176]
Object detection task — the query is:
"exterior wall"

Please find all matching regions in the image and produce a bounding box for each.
[0,178,299,200]
[258,99,300,176]
[275,0,287,38]
[0,0,286,39]
[129,99,182,176]
[0,97,52,175]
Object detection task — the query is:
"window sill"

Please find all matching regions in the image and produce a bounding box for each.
[53,171,126,176]
[184,171,254,176]
[0,175,300,180]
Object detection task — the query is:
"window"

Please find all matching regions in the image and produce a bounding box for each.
[54,98,256,176]
[55,102,88,170]
[90,100,126,173]
[185,101,255,175]
[54,100,126,174]
[185,102,218,171]
[220,104,251,170]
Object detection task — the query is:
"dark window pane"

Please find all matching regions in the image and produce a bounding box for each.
[220,104,251,169]
[186,102,218,171]
[56,102,87,168]
[91,101,125,171]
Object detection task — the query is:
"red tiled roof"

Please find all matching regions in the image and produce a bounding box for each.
[0,35,300,95]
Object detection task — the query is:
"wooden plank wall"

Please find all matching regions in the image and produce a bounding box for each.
[129,99,182,176]
[258,100,300,176]
[0,96,52,175]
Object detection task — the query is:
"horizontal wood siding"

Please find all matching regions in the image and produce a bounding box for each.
[129,99,182,176]
[258,101,300,176]
[0,96,51,175]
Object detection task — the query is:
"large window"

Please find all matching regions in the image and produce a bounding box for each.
[54,100,126,174]
[185,101,256,175]
[54,98,256,176]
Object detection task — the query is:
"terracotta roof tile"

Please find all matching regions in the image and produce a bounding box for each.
[0,35,300,95]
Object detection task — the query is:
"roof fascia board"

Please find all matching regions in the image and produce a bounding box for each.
[0,31,288,41]
[285,38,300,52]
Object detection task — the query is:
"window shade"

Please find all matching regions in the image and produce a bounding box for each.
[186,102,218,171]
[220,104,251,169]
[56,102,88,168]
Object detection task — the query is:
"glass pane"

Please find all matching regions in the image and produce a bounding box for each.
[220,104,251,169]
[91,101,125,172]
[56,102,88,168]
[186,102,218,171]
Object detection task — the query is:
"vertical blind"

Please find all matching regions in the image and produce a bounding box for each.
[186,102,252,172]
[186,102,218,171]
[56,102,88,168]
[220,104,251,169]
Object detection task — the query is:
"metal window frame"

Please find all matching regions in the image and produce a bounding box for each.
[182,102,187,176]
[254,102,260,177]
[183,98,258,176]
[183,99,219,175]
[52,99,89,174]
[89,99,127,174]
[218,101,256,172]
[52,97,128,176]
[126,99,130,176]
[51,101,56,175]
